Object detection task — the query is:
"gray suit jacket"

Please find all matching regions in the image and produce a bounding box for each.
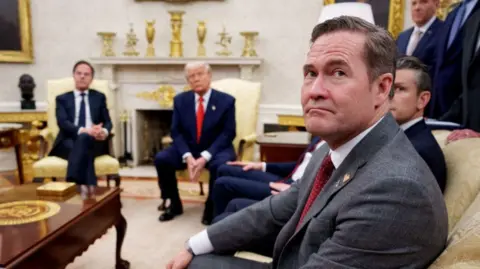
[206,113,448,268]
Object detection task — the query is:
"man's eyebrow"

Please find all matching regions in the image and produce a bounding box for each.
[303,64,315,74]
[324,59,348,67]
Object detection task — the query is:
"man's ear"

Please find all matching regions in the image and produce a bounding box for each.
[417,91,431,110]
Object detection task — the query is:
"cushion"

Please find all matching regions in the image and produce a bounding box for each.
[442,138,480,231]
[33,155,119,178]
[429,192,480,268]
[432,130,452,149]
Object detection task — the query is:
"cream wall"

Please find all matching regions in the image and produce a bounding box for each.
[0,0,322,107]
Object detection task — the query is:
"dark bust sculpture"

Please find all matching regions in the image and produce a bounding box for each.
[19,74,36,110]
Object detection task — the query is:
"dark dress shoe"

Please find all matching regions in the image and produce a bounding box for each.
[158,205,183,222]
[157,200,167,211]
[201,209,213,225]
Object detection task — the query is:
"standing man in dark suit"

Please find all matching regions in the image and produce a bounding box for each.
[390,56,447,191]
[441,8,480,142]
[154,62,236,224]
[212,136,322,217]
[49,60,112,197]
[429,0,480,118]
[396,0,442,80]
[167,16,447,269]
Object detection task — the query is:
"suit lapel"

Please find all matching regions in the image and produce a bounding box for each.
[67,92,76,123]
[293,114,400,235]
[88,90,97,123]
[464,10,480,70]
[201,89,217,137]
[402,28,414,54]
[187,91,197,141]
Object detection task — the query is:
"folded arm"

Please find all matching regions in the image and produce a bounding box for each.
[171,99,191,157]
[300,177,447,269]
[56,96,79,138]
[99,94,112,134]
[205,99,236,158]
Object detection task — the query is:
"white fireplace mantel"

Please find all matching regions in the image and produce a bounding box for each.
[90,56,263,81]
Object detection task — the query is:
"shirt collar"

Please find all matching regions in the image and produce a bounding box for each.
[195,88,212,103]
[74,89,89,97]
[414,16,436,34]
[330,116,384,169]
[400,117,423,131]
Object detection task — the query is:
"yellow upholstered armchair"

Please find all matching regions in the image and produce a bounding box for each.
[163,78,261,195]
[32,78,121,187]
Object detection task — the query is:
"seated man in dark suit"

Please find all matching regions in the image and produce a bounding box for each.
[212,136,322,219]
[49,60,112,198]
[396,0,442,81]
[390,56,447,191]
[154,62,236,224]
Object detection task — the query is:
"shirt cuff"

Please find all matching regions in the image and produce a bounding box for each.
[200,151,212,162]
[102,128,109,136]
[188,230,214,255]
[182,152,192,163]
[262,162,267,172]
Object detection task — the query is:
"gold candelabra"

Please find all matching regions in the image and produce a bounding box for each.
[169,11,185,57]
[97,32,116,57]
[145,20,156,57]
[216,26,232,56]
[124,23,140,56]
[197,21,207,57]
[240,31,259,57]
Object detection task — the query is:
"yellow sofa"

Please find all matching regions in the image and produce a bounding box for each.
[32,78,121,186]
[163,78,261,195]
[235,132,480,266]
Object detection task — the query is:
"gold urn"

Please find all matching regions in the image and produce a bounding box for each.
[145,20,156,57]
[168,11,185,57]
[197,21,207,56]
[240,31,259,57]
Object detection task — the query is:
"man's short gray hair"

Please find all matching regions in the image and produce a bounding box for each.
[396,56,431,94]
[184,61,211,76]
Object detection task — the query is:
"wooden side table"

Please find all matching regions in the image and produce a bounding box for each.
[256,131,311,163]
[0,124,25,184]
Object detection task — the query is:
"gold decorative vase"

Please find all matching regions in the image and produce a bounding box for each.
[197,21,207,56]
[240,31,259,57]
[97,32,116,57]
[145,20,156,57]
[168,11,185,57]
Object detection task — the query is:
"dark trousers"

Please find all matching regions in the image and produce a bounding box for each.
[213,198,258,223]
[52,133,106,186]
[213,165,292,217]
[154,146,235,211]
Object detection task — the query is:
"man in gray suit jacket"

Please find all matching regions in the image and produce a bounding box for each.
[167,16,448,269]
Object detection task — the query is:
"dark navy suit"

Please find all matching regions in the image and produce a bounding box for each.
[49,89,112,185]
[429,1,480,119]
[396,18,443,80]
[212,136,321,218]
[154,89,236,217]
[215,122,447,225]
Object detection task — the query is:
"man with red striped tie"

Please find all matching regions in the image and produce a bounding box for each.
[154,62,236,224]
[167,16,447,269]
[211,136,322,220]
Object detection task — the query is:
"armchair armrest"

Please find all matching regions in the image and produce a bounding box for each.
[31,128,53,159]
[237,133,257,161]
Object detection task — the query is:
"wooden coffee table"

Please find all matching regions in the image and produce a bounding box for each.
[0,184,130,269]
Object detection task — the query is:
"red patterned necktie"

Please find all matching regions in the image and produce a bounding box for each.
[196,96,205,143]
[296,154,334,230]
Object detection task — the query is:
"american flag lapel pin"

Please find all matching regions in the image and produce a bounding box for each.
[212,105,216,111]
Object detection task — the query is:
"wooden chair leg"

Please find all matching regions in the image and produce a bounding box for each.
[199,182,205,196]
[107,174,121,187]
[52,177,57,182]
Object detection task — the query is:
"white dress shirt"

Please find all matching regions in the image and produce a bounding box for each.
[399,117,423,131]
[182,89,213,162]
[261,140,325,181]
[406,16,436,56]
[74,89,108,136]
[188,116,384,255]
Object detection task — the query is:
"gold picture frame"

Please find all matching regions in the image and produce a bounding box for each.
[324,0,405,39]
[0,0,33,63]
